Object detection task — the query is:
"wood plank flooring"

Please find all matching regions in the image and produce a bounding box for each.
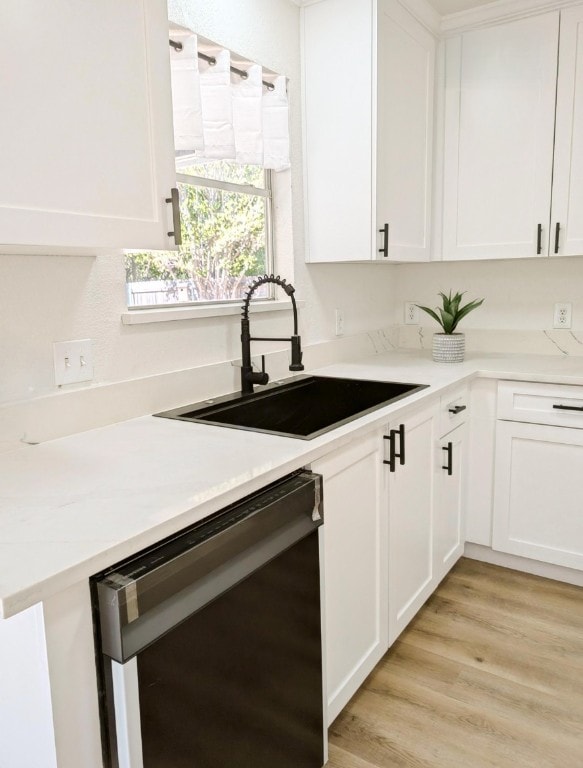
[328,557,583,768]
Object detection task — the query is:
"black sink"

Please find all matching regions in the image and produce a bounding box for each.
[155,375,428,439]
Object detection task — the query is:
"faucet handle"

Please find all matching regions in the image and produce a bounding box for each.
[249,355,269,386]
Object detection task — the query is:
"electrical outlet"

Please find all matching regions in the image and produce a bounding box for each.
[53,339,94,385]
[553,303,572,329]
[335,309,345,336]
[404,302,419,325]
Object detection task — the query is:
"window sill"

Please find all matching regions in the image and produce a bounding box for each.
[121,299,305,326]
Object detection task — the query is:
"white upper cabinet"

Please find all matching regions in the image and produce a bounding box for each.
[376,0,435,262]
[302,0,435,263]
[551,5,583,258]
[0,0,177,253]
[442,5,583,261]
[442,13,559,260]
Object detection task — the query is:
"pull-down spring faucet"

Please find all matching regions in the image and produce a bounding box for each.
[240,275,304,395]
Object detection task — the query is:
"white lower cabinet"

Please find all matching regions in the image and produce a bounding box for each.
[435,423,466,582]
[493,419,583,570]
[465,379,497,547]
[387,403,437,645]
[492,380,583,571]
[387,396,467,645]
[312,430,388,725]
[315,396,470,720]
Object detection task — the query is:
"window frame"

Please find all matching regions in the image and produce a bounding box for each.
[125,164,276,310]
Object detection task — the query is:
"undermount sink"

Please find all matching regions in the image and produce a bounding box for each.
[155,375,428,439]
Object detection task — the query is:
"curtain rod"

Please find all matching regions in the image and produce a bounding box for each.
[169,39,275,91]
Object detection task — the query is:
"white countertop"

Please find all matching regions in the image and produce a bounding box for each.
[2,349,583,619]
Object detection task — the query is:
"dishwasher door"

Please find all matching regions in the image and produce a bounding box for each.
[92,471,324,768]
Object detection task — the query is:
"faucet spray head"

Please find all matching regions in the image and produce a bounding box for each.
[289,335,304,372]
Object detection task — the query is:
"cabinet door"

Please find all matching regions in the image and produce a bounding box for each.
[388,403,436,645]
[465,379,497,547]
[442,14,559,260]
[551,5,583,257]
[0,0,176,252]
[0,606,57,768]
[302,0,374,263]
[493,420,583,570]
[312,430,387,725]
[376,0,435,262]
[435,423,466,582]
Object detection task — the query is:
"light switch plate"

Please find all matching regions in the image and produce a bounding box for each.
[53,339,94,386]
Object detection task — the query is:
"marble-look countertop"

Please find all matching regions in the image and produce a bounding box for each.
[2,349,583,619]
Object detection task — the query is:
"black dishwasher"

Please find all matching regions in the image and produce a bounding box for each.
[91,470,324,768]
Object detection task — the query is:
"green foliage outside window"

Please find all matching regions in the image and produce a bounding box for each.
[126,162,270,305]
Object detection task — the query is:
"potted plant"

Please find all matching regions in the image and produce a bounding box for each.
[416,291,484,363]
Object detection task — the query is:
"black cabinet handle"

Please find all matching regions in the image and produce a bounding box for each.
[448,404,467,415]
[536,223,543,255]
[393,424,405,466]
[379,223,389,258]
[166,187,182,245]
[383,433,396,471]
[554,222,561,254]
[383,425,405,471]
[553,404,583,412]
[442,443,453,476]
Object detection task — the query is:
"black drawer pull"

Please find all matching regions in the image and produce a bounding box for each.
[379,223,389,258]
[442,443,453,476]
[554,222,561,254]
[536,223,543,255]
[553,404,583,412]
[448,404,466,415]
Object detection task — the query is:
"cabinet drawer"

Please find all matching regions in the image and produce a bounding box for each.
[497,380,583,428]
[439,386,469,436]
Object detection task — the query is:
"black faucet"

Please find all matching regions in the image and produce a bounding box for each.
[240,274,304,395]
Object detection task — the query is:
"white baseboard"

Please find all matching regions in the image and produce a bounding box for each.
[464,542,583,587]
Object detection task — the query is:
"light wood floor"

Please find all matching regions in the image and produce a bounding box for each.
[328,557,583,768]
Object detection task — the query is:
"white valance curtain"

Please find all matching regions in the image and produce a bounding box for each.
[169,30,290,171]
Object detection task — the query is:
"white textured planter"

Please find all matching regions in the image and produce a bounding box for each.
[432,333,465,363]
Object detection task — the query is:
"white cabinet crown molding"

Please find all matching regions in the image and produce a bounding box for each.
[299,0,441,35]
[299,0,580,34]
[441,0,583,34]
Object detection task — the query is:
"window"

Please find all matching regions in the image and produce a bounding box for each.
[125,30,290,312]
[126,159,273,308]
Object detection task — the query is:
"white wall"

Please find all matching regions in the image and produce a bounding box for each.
[394,258,583,330]
[0,0,397,419]
[393,257,583,356]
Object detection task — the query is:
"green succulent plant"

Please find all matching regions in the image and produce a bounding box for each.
[416,291,484,335]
